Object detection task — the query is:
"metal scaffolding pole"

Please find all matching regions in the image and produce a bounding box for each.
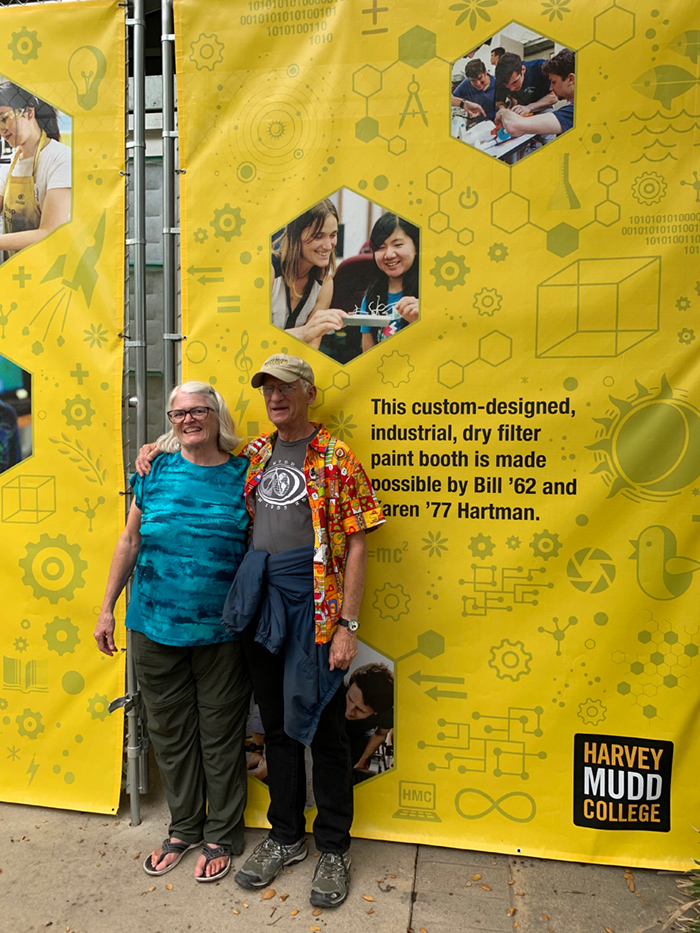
[122,0,148,828]
[161,0,179,407]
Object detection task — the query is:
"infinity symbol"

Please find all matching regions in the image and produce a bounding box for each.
[455,788,536,823]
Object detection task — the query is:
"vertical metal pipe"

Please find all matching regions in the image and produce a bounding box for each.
[126,0,148,827]
[132,0,147,448]
[161,0,177,418]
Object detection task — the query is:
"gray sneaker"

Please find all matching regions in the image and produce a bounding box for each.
[310,851,352,908]
[234,835,307,889]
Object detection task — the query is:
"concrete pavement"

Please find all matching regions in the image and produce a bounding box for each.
[1,765,688,933]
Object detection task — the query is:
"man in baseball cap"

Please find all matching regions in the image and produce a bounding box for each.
[223,353,384,908]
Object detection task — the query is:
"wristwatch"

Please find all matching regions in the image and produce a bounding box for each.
[338,617,360,632]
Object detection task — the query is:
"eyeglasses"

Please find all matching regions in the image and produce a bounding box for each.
[0,110,22,130]
[259,383,299,397]
[167,407,213,423]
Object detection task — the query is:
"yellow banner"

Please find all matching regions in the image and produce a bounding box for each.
[175,0,700,868]
[0,1,126,813]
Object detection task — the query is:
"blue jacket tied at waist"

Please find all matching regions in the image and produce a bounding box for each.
[221,544,344,745]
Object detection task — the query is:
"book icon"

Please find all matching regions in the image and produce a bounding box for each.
[3,657,49,693]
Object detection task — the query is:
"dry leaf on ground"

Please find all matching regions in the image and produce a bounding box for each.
[262,889,276,900]
[363,894,375,902]
[542,914,550,921]
[472,874,482,881]
[232,909,240,915]
[480,884,492,891]
[312,909,323,916]
[291,909,299,916]
[279,894,289,902]
[148,886,155,892]
[166,883,173,891]
[507,908,516,917]
[387,873,397,879]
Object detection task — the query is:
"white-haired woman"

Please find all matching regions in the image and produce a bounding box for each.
[95,382,250,883]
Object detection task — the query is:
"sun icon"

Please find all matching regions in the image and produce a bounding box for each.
[267,119,287,139]
[587,375,700,501]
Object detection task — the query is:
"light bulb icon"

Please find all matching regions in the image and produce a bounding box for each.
[68,46,107,111]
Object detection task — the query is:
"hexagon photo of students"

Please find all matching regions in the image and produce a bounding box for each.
[269,188,420,364]
[450,25,575,164]
[0,352,31,475]
[245,645,395,800]
[0,75,73,263]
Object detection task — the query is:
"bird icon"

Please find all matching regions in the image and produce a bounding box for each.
[629,525,700,600]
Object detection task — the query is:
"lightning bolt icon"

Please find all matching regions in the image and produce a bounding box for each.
[234,390,250,427]
[26,754,39,786]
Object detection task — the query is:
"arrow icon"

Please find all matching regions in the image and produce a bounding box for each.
[425,686,469,701]
[409,670,465,686]
[187,265,224,284]
[187,265,223,275]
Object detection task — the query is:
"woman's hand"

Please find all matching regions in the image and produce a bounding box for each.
[135,442,160,477]
[395,296,419,323]
[289,309,346,349]
[94,610,118,657]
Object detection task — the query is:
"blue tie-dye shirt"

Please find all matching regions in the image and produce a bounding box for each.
[125,452,249,646]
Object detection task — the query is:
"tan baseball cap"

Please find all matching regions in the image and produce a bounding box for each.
[251,353,315,388]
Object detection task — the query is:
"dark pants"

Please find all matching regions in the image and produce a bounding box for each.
[242,624,354,853]
[131,630,251,851]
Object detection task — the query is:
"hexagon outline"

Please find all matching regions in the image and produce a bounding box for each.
[268,185,422,364]
[0,76,74,266]
[447,20,578,168]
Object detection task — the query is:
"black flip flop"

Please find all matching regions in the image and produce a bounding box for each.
[195,843,232,883]
[143,838,202,876]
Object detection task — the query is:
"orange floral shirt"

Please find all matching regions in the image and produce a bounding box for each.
[243,425,385,644]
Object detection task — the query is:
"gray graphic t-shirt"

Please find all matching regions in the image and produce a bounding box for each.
[252,429,318,555]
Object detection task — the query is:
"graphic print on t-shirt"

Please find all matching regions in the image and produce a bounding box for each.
[257,459,308,509]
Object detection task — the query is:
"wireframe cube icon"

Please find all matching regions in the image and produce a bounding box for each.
[1,475,56,523]
[536,257,660,357]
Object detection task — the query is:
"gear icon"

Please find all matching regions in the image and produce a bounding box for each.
[372,583,410,620]
[20,534,87,604]
[631,171,667,206]
[13,637,28,653]
[193,227,208,244]
[676,296,691,311]
[468,533,495,560]
[529,530,562,561]
[16,708,45,740]
[678,327,695,345]
[0,698,8,710]
[488,639,532,682]
[488,242,508,263]
[8,27,42,65]
[210,204,246,241]
[62,394,95,430]
[189,32,224,71]
[43,616,81,656]
[505,535,521,550]
[87,694,110,721]
[577,698,607,726]
[20,618,30,629]
[377,350,414,386]
[430,251,469,291]
[473,287,502,316]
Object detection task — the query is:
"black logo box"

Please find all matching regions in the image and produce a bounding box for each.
[573,733,673,833]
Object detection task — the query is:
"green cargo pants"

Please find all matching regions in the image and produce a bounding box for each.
[131,631,251,851]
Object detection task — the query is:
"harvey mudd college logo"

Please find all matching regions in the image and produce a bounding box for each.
[574,734,673,832]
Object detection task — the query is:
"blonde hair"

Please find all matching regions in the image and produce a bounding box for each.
[157,381,241,453]
[275,199,338,297]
